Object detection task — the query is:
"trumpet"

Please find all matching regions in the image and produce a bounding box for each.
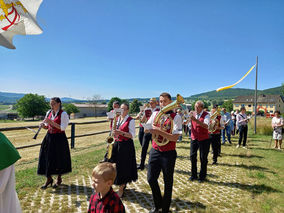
[152,94,185,146]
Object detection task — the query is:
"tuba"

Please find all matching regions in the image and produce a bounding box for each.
[208,108,221,133]
[152,94,185,146]
[105,108,123,160]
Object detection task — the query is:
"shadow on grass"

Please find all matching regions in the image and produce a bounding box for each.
[123,188,206,212]
[173,169,219,178]
[176,145,190,150]
[221,153,264,159]
[218,163,276,174]
[207,180,281,195]
[51,184,94,200]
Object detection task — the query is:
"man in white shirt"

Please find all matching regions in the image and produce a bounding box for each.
[236,107,249,148]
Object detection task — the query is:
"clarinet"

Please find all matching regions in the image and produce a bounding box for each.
[33,126,42,139]
[33,110,51,139]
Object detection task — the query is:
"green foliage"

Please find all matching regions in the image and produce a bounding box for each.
[130,99,142,114]
[107,97,122,112]
[15,94,49,120]
[282,83,284,96]
[192,99,209,110]
[63,103,79,115]
[221,99,233,112]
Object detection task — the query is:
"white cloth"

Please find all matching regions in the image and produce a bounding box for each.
[222,112,231,125]
[0,0,43,49]
[45,110,69,131]
[117,115,135,138]
[196,111,210,126]
[145,111,183,135]
[0,165,22,213]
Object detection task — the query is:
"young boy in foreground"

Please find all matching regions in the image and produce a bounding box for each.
[88,162,125,213]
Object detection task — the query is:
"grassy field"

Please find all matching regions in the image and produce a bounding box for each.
[0,104,10,111]
[2,117,284,212]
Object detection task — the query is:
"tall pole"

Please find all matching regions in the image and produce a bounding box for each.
[254,56,258,134]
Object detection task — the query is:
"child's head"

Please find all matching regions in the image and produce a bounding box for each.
[92,162,116,193]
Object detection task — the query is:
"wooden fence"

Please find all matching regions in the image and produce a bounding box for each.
[0,120,139,150]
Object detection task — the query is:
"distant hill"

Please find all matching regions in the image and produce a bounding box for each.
[0,86,282,104]
[185,86,282,101]
[0,92,85,104]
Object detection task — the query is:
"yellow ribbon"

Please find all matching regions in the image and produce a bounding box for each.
[0,0,8,16]
[216,64,256,92]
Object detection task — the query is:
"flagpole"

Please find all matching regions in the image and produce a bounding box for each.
[254,56,258,134]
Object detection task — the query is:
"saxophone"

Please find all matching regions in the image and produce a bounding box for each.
[152,94,185,146]
[106,109,122,160]
[208,108,221,133]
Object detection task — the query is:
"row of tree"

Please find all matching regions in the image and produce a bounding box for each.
[14,94,236,120]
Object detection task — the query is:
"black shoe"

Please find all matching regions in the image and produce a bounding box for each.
[212,161,217,165]
[189,176,197,181]
[229,141,232,144]
[41,178,53,189]
[198,178,206,183]
[137,165,145,170]
[149,207,161,213]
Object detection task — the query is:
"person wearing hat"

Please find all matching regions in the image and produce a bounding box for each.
[137,98,159,170]
[0,132,22,213]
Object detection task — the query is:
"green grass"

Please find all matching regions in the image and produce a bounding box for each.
[0,104,10,111]
[14,130,284,212]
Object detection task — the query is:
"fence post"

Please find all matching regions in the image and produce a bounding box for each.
[71,123,75,149]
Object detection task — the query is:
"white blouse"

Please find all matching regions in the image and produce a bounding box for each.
[45,110,69,131]
[117,115,136,138]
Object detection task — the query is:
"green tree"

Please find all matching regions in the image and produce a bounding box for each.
[63,103,79,116]
[221,99,233,112]
[282,83,284,96]
[130,99,142,114]
[192,99,209,110]
[107,97,122,112]
[16,94,49,120]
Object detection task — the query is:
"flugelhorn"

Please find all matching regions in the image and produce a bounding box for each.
[208,108,221,133]
[152,94,185,146]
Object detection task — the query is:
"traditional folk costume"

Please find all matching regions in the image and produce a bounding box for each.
[138,106,160,170]
[37,109,72,177]
[0,132,22,213]
[146,111,182,213]
[190,111,210,181]
[111,115,138,185]
[209,114,224,164]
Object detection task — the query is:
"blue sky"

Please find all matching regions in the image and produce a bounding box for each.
[1,0,283,99]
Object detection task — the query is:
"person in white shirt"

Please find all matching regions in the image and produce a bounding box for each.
[271,111,283,149]
[112,103,137,197]
[37,97,71,189]
[236,107,249,148]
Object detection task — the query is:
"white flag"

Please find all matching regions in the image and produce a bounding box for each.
[0,0,43,49]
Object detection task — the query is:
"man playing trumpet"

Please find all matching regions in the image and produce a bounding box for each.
[189,100,210,182]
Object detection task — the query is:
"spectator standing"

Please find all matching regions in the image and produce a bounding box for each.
[271,111,283,149]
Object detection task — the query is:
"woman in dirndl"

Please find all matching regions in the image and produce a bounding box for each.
[111,103,138,197]
[37,97,71,189]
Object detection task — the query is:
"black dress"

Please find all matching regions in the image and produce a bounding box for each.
[37,111,72,177]
[112,138,138,185]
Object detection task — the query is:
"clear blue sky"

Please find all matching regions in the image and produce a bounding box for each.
[1,0,283,99]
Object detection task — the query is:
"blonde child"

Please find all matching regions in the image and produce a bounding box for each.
[88,162,125,213]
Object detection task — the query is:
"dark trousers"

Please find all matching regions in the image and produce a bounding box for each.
[190,139,210,180]
[238,125,248,146]
[210,134,221,163]
[147,148,177,213]
[138,126,144,146]
[139,132,152,167]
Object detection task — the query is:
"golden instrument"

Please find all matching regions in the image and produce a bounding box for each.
[152,94,185,146]
[208,108,221,133]
[106,109,123,160]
